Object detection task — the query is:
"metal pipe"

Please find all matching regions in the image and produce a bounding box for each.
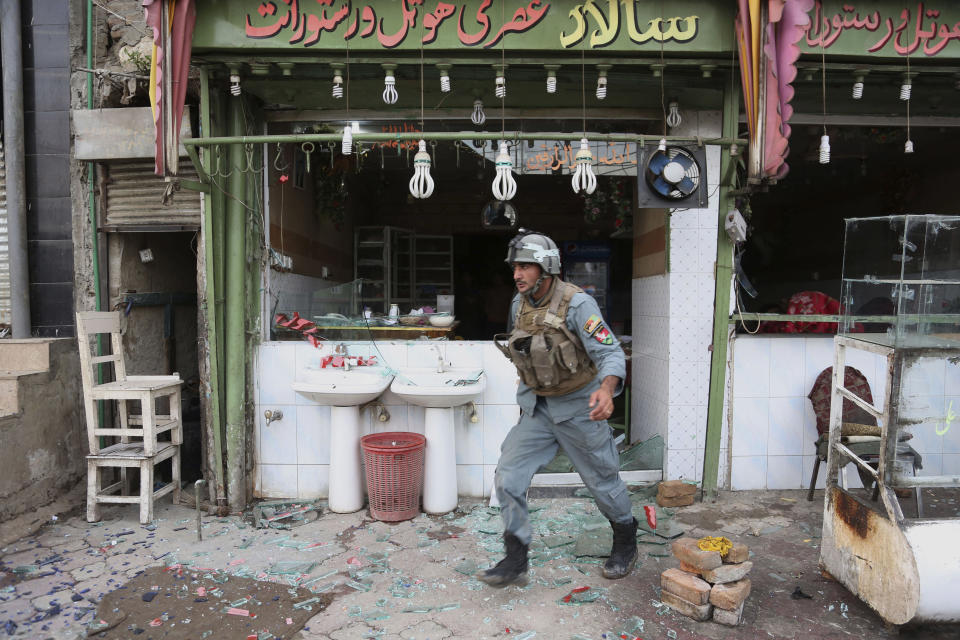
[892,474,960,487]
[1,1,30,337]
[183,132,747,147]
[86,0,105,437]
[701,70,741,502]
[224,97,247,511]
[199,66,228,510]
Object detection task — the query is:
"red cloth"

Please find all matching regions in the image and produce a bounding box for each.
[781,291,840,333]
[808,366,876,436]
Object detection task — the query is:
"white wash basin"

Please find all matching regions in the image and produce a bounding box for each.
[390,368,486,408]
[292,367,393,406]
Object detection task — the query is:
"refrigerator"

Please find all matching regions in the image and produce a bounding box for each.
[561,241,611,316]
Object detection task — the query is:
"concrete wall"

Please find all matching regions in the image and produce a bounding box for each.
[0,339,85,520]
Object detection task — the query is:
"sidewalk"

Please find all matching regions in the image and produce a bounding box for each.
[1,488,957,639]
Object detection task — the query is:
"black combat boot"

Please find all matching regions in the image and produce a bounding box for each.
[477,533,529,587]
[602,517,638,579]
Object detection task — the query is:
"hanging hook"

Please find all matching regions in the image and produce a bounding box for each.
[214,145,232,179]
[429,140,437,164]
[380,143,385,169]
[326,142,337,168]
[243,143,261,172]
[301,141,315,173]
[454,140,461,168]
[273,143,288,172]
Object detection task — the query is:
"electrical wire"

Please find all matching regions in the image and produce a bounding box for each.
[659,1,667,138]
[581,48,586,137]
[821,43,827,138]
[500,0,506,139]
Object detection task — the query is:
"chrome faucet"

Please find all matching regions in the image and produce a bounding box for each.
[334,343,351,370]
[430,344,445,373]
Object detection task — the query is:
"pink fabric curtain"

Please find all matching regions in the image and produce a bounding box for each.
[143,0,196,176]
[737,0,813,181]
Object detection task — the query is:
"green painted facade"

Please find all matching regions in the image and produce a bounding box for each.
[192,0,736,53]
[799,1,960,59]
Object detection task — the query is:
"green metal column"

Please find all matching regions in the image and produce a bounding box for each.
[199,67,227,508]
[212,92,227,408]
[224,96,247,511]
[701,70,741,502]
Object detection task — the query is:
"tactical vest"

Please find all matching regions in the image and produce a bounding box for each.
[494,280,597,397]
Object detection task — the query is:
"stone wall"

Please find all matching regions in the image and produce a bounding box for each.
[0,339,85,521]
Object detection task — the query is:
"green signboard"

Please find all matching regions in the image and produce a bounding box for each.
[800,1,960,58]
[192,0,735,53]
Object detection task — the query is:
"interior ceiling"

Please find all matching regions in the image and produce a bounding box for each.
[788,58,960,120]
[216,52,960,120]
[232,59,728,113]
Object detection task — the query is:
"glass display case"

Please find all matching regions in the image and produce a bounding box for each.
[820,216,960,626]
[839,215,960,349]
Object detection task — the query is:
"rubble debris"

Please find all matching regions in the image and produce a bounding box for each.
[656,480,698,507]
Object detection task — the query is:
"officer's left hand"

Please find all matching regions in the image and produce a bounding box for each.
[588,387,614,422]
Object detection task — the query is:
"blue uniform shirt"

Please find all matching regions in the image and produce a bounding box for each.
[507,283,626,424]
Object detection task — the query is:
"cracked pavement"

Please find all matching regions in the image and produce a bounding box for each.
[1,489,959,639]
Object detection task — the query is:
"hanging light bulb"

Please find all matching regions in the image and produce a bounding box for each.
[494,65,506,98]
[229,73,242,97]
[657,137,667,152]
[545,65,559,94]
[409,139,435,199]
[852,73,864,99]
[900,73,912,100]
[341,126,353,156]
[819,134,830,164]
[596,65,610,100]
[571,138,597,195]
[492,141,517,201]
[437,64,451,93]
[382,64,398,104]
[331,66,344,99]
[904,139,914,153]
[471,99,486,126]
[666,101,682,129]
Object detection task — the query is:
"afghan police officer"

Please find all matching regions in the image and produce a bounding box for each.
[479,229,638,588]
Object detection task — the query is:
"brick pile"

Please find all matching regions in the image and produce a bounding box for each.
[659,537,752,626]
[656,480,697,507]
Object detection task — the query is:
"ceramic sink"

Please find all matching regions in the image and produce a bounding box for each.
[390,368,486,408]
[292,367,393,406]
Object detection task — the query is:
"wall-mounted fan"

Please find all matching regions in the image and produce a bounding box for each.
[636,144,707,209]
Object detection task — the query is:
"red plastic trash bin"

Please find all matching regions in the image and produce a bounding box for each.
[360,432,426,522]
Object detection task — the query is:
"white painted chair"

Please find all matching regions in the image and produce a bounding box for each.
[76,311,182,524]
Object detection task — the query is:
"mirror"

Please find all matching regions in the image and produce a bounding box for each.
[481,200,518,229]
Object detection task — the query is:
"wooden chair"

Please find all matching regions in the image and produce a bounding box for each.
[76,311,183,524]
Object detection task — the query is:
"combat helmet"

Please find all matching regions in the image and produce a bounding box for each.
[505,228,561,275]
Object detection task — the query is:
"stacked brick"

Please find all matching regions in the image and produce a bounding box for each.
[659,537,752,626]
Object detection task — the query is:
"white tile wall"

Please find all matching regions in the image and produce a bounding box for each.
[255,341,519,499]
[727,335,960,490]
[661,141,722,483]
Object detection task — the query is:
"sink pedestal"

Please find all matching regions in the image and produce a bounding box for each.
[328,406,365,513]
[422,407,458,514]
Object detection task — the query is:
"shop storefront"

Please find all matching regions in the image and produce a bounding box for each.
[726,1,960,490]
[176,0,743,507]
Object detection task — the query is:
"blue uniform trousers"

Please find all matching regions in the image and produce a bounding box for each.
[494,396,634,545]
